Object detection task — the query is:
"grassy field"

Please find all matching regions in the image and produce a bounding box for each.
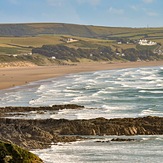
[0,33,162,54]
[0,35,115,55]
[0,23,163,51]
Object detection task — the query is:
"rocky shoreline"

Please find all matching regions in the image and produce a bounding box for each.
[0,104,84,117]
[0,105,163,150]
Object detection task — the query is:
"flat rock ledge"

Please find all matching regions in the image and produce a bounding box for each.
[0,104,84,116]
[96,138,136,143]
[0,115,163,149]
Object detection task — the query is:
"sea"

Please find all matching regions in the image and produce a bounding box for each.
[0,65,163,163]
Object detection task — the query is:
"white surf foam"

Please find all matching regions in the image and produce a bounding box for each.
[139,109,163,117]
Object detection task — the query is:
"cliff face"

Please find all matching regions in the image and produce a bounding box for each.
[0,140,43,163]
[0,116,163,149]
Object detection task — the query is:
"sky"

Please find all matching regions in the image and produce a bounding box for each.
[0,0,162,27]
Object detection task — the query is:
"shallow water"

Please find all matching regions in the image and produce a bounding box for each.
[32,135,163,163]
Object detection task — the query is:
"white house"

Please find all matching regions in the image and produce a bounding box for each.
[66,38,78,43]
[51,56,56,59]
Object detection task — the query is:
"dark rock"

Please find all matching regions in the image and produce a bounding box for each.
[111,138,135,142]
[0,104,84,113]
[0,114,163,149]
[95,140,111,143]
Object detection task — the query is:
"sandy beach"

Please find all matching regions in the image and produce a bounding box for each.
[0,61,163,90]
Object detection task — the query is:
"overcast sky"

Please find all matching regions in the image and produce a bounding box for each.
[0,0,162,27]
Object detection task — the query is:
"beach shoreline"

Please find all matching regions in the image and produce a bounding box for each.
[0,60,163,90]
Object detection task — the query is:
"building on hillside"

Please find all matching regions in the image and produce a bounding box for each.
[138,39,157,46]
[66,38,78,43]
[117,41,122,44]
[51,56,56,59]
[61,38,79,43]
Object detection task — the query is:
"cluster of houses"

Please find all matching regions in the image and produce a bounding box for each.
[8,52,32,57]
[117,39,157,46]
[138,39,157,46]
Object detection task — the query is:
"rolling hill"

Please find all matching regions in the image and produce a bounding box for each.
[0,23,163,66]
[0,23,163,39]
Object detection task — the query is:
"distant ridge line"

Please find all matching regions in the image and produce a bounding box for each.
[0,23,163,38]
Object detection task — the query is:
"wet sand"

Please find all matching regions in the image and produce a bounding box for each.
[0,61,163,90]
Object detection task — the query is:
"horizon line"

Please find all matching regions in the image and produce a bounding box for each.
[0,22,162,29]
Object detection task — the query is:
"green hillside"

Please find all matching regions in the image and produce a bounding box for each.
[0,23,163,66]
[0,23,163,39]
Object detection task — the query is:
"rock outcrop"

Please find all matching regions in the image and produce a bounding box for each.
[96,138,136,143]
[0,104,84,114]
[0,116,163,149]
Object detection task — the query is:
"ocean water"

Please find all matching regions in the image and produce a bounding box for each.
[0,65,163,162]
[0,66,163,119]
[32,135,163,163]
